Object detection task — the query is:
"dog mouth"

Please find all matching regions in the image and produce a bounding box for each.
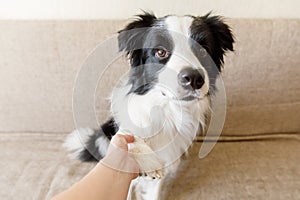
[177,95,198,101]
[161,92,201,102]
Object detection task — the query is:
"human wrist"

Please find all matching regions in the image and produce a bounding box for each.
[97,160,138,180]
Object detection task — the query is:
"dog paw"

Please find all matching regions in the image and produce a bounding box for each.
[139,168,164,179]
[129,136,165,179]
[149,169,164,179]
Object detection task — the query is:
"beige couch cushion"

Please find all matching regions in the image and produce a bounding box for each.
[0,133,299,199]
[0,19,299,135]
[223,19,300,135]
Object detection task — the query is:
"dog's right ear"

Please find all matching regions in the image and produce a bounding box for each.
[118,12,156,66]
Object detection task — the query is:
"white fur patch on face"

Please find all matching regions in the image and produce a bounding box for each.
[165,16,192,37]
[158,16,210,99]
[164,16,195,72]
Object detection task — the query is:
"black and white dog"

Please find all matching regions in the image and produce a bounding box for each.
[65,12,234,199]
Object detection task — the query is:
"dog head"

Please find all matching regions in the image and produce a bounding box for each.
[118,12,234,102]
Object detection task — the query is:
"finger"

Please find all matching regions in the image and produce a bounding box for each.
[122,134,135,143]
[115,132,135,143]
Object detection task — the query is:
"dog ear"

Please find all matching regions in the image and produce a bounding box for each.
[191,13,234,71]
[118,12,157,66]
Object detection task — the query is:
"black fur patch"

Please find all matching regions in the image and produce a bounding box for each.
[101,118,119,139]
[77,131,106,162]
[78,118,118,162]
[189,12,234,92]
[190,13,234,70]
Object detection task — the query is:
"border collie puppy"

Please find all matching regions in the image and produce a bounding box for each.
[65,12,234,199]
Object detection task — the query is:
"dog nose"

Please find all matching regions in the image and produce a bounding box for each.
[178,68,205,90]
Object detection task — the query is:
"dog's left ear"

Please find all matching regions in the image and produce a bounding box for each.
[192,13,234,70]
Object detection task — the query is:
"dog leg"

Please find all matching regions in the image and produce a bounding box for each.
[130,177,162,200]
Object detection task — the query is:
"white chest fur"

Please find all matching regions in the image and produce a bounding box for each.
[111,84,210,175]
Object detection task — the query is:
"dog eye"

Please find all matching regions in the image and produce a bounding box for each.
[155,48,169,58]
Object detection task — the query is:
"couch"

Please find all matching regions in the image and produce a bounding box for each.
[0,18,299,200]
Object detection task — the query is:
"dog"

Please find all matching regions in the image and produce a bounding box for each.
[64,12,234,200]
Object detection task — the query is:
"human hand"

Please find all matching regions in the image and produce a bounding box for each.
[100,133,139,179]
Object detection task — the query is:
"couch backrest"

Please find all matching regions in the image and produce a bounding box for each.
[0,19,299,135]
